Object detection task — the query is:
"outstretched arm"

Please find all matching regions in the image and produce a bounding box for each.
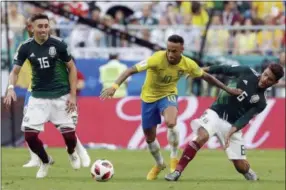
[202,66,210,72]
[199,72,242,96]
[100,65,141,99]
[113,66,138,87]
[204,65,251,77]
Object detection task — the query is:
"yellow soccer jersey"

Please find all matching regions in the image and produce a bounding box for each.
[16,59,32,91]
[135,51,203,102]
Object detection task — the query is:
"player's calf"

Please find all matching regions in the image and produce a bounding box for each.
[164,106,180,171]
[61,128,77,154]
[146,139,166,180]
[75,137,91,167]
[167,127,179,157]
[24,130,50,164]
[195,127,210,147]
[147,139,164,166]
[165,127,208,181]
[144,127,165,180]
[60,128,81,169]
[232,160,259,181]
[167,127,179,172]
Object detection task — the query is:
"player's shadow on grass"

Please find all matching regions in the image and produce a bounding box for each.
[177,177,285,184]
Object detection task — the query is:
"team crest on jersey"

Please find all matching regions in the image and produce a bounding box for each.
[49,46,57,58]
[250,94,259,104]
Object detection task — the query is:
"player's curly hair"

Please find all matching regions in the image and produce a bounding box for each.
[268,63,284,81]
[168,34,184,45]
[31,13,49,22]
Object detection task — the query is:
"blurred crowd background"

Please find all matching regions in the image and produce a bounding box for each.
[1,1,285,97]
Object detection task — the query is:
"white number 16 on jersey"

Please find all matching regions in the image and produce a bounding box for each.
[38,57,50,69]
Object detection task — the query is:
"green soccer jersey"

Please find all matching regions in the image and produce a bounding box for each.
[13,35,71,98]
[208,65,267,130]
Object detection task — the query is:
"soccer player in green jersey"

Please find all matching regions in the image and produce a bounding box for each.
[165,63,284,181]
[4,14,90,178]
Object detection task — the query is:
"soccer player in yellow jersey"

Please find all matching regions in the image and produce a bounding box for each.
[101,35,241,180]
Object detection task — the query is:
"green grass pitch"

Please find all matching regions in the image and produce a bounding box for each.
[1,148,285,190]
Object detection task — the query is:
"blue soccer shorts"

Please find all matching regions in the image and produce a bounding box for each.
[141,95,178,130]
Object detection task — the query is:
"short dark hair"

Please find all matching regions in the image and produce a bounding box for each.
[168,34,184,45]
[92,6,101,12]
[223,1,230,7]
[109,53,118,60]
[191,2,201,14]
[31,13,49,22]
[268,63,284,81]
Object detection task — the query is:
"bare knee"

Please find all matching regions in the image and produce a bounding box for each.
[232,160,250,174]
[163,106,177,128]
[144,128,157,144]
[194,127,209,147]
[146,135,156,144]
[165,119,177,128]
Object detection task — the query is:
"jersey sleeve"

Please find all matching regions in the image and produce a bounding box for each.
[13,44,28,66]
[233,104,266,130]
[187,59,204,78]
[135,52,159,72]
[208,65,252,77]
[58,40,72,62]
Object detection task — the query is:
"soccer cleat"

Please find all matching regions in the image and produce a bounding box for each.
[23,159,40,168]
[23,149,41,167]
[68,151,81,170]
[165,170,181,181]
[146,163,166,180]
[36,156,54,179]
[170,158,179,173]
[78,150,91,167]
[75,141,91,167]
[244,169,259,181]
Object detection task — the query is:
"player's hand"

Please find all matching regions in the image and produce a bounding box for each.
[66,94,77,113]
[3,89,17,109]
[100,87,116,100]
[224,126,238,150]
[224,135,231,150]
[226,88,243,96]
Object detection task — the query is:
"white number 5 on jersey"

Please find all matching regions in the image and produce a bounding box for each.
[237,91,248,102]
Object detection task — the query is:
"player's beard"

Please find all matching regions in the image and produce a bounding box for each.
[168,58,179,65]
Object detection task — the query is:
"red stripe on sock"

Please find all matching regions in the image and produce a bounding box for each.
[176,141,201,173]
